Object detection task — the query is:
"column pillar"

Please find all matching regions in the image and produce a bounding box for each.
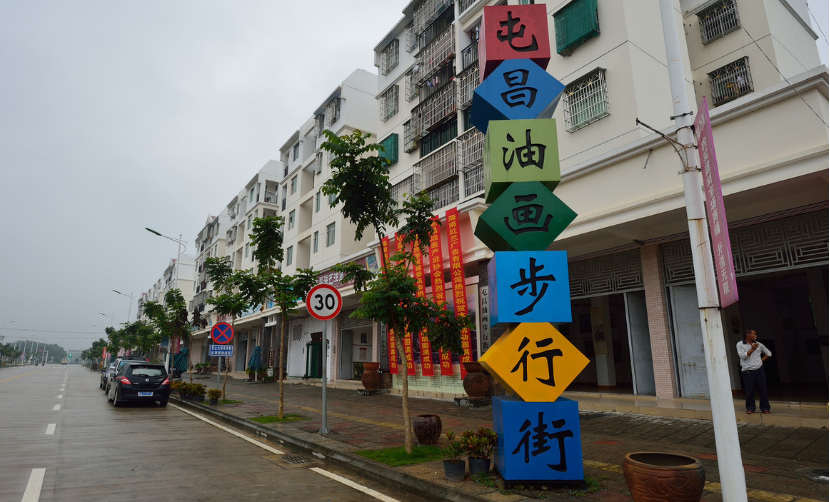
[641,244,678,399]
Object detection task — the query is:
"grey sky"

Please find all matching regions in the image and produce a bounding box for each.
[0,1,827,353]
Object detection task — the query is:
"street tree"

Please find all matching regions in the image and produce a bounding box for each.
[143,289,192,380]
[321,129,472,453]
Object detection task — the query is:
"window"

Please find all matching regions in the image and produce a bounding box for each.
[403,121,418,152]
[381,39,399,75]
[379,134,399,165]
[420,119,457,157]
[326,223,336,247]
[380,85,399,122]
[404,68,418,102]
[562,68,609,132]
[288,210,295,229]
[314,114,325,136]
[326,98,340,126]
[553,0,600,56]
[290,176,297,194]
[328,192,336,206]
[315,191,321,212]
[698,0,740,45]
[247,214,253,228]
[245,243,249,257]
[708,57,753,106]
[286,246,293,266]
[313,231,319,253]
[292,142,300,161]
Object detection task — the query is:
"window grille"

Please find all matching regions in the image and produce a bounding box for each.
[427,177,459,210]
[458,0,476,14]
[379,134,399,165]
[458,127,483,172]
[412,82,456,139]
[698,0,740,45]
[381,39,400,76]
[380,85,399,122]
[554,0,600,56]
[403,121,418,153]
[420,119,457,157]
[464,165,484,196]
[563,68,609,132]
[412,0,454,41]
[314,114,325,136]
[460,40,479,71]
[415,25,454,86]
[405,22,418,53]
[405,68,418,102]
[325,98,340,126]
[417,141,456,190]
[457,62,479,109]
[708,57,753,106]
[391,174,421,208]
[315,152,323,174]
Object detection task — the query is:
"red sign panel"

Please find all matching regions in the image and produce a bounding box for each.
[694,97,739,308]
[429,217,454,376]
[211,322,234,345]
[479,4,551,83]
[447,208,473,378]
[412,238,435,377]
[397,235,416,376]
[381,236,398,375]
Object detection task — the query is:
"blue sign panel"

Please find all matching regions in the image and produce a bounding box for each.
[471,59,565,134]
[208,344,234,357]
[493,396,584,482]
[488,251,572,325]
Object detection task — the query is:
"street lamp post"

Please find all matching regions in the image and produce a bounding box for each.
[146,227,187,374]
[112,290,135,323]
[99,312,114,327]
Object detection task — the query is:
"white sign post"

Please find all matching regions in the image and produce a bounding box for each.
[306,284,343,435]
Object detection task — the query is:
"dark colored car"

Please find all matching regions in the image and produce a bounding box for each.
[108,363,170,407]
[104,356,147,393]
[100,363,116,390]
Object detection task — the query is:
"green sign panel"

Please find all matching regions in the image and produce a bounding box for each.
[483,119,560,203]
[475,181,576,251]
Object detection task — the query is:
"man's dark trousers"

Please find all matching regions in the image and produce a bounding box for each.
[741,367,770,412]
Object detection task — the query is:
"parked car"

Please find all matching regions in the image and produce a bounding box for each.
[108,363,170,407]
[104,356,147,394]
[100,363,116,390]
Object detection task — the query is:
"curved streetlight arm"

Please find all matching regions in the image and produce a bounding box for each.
[145,228,187,253]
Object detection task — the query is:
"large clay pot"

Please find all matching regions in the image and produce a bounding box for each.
[412,414,442,445]
[361,362,381,391]
[623,452,705,502]
[462,361,489,398]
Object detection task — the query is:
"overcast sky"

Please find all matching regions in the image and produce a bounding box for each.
[0,1,827,353]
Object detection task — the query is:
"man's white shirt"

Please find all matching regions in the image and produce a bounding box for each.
[737,340,772,371]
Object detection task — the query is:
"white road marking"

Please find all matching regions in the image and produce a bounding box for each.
[53,405,60,411]
[57,395,63,399]
[310,467,401,502]
[170,404,284,455]
[21,468,45,502]
[45,424,56,435]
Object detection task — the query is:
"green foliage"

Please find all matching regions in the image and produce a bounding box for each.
[355,445,443,466]
[442,431,465,463]
[182,382,206,396]
[250,215,285,270]
[204,257,251,320]
[459,427,498,459]
[248,414,308,424]
[206,388,223,400]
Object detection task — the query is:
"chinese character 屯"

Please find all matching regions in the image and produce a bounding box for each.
[497,11,539,52]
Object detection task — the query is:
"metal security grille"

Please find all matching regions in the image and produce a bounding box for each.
[458,127,483,172]
[709,57,753,106]
[563,69,609,132]
[698,0,740,45]
[380,85,399,122]
[291,324,303,342]
[417,141,456,190]
[457,62,479,109]
[415,26,454,85]
[381,39,399,76]
[464,165,484,197]
[314,114,324,136]
[405,22,417,53]
[554,0,600,56]
[391,174,420,208]
[403,121,418,153]
[569,249,643,298]
[663,211,829,285]
[282,455,315,465]
[405,69,418,102]
[412,0,454,42]
[460,40,478,71]
[428,178,459,210]
[342,310,373,330]
[325,99,340,126]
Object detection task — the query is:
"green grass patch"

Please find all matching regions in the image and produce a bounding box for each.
[355,445,443,466]
[219,399,242,405]
[249,414,307,424]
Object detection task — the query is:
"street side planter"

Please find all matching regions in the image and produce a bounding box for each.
[460,427,498,477]
[442,431,466,482]
[623,452,705,502]
[207,388,222,406]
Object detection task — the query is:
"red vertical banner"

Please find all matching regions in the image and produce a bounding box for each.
[381,236,398,375]
[429,217,454,376]
[396,235,416,376]
[447,208,473,378]
[412,239,435,376]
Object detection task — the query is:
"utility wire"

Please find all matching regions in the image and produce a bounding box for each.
[807,5,828,44]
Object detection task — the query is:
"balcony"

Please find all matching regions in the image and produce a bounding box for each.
[427,177,459,209]
[460,41,478,72]
[414,25,455,85]
[458,0,476,15]
[391,174,421,208]
[416,141,457,191]
[457,61,479,109]
[411,81,456,139]
[412,0,454,38]
[263,190,278,204]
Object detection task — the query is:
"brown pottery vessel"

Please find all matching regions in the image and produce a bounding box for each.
[623,452,705,502]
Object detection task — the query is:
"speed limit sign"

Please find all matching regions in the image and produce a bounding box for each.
[306,284,343,321]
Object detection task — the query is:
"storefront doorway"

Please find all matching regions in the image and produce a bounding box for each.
[306,338,322,379]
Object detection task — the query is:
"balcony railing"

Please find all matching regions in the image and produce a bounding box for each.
[415,25,455,85]
[416,141,457,191]
[411,81,456,138]
[427,177,459,209]
[263,191,278,204]
[391,174,421,208]
[413,0,454,38]
[457,62,479,109]
[458,0,476,15]
[460,41,478,71]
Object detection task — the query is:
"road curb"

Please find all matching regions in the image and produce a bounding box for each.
[171,396,490,502]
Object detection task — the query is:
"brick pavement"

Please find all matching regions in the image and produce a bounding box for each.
[185,374,828,502]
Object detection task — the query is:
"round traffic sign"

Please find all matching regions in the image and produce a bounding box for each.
[306,284,342,321]
[211,322,234,345]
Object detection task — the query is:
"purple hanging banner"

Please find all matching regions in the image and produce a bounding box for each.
[694,97,739,308]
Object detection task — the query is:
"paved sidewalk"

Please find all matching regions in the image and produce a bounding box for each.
[177,374,828,502]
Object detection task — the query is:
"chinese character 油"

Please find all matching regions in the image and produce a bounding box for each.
[503,129,546,171]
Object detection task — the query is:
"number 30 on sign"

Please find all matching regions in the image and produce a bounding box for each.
[306,284,343,321]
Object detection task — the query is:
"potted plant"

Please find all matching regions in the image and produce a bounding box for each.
[170,380,184,398]
[186,383,207,402]
[207,388,222,406]
[442,431,466,482]
[461,427,498,477]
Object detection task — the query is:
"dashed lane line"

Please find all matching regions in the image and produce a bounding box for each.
[53,405,60,411]
[0,369,42,384]
[45,424,56,435]
[310,467,401,502]
[170,403,284,455]
[21,468,45,502]
[57,395,62,399]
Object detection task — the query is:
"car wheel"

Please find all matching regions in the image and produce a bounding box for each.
[159,400,168,407]
[113,389,120,407]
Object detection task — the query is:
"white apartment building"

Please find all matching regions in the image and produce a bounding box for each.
[362,0,827,402]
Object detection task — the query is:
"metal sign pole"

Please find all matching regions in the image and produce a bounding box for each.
[319,320,330,434]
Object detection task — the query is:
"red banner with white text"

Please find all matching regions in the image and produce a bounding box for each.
[446,208,473,378]
[429,217,454,376]
[381,236,398,375]
[412,239,435,376]
[396,235,416,376]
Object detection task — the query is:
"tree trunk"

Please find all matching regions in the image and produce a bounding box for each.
[395,333,413,454]
[279,314,287,419]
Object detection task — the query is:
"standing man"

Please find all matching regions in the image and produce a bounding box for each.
[736,329,773,414]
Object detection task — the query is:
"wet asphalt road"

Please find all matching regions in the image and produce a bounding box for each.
[0,365,427,502]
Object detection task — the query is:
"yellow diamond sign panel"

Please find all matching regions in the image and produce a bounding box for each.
[479,323,589,402]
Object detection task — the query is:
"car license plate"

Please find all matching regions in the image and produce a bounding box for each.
[138,392,153,397]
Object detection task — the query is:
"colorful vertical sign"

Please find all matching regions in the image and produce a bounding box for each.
[694,97,738,308]
[429,217,454,376]
[396,235,416,376]
[447,208,473,377]
[412,240,435,376]
[479,4,551,83]
[381,236,398,375]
